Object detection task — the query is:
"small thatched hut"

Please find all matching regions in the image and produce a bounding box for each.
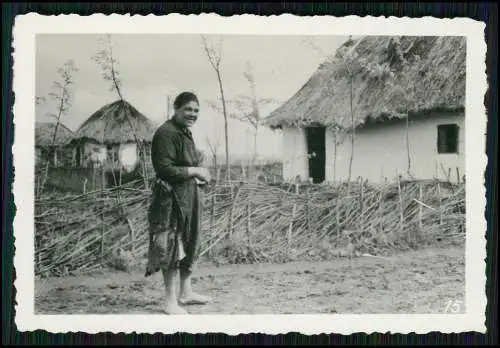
[74,100,156,171]
[264,36,466,183]
[35,121,75,167]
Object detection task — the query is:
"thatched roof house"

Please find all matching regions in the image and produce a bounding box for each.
[73,100,156,170]
[35,121,74,147]
[35,121,75,167]
[265,36,466,129]
[76,99,156,144]
[264,36,466,184]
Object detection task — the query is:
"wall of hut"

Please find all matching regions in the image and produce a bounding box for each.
[282,110,465,183]
[74,140,151,169]
[282,127,309,181]
[73,140,106,167]
[35,145,74,167]
[38,166,108,194]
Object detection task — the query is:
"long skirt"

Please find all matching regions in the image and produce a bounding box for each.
[145,179,204,277]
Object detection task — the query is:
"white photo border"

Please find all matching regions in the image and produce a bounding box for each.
[12,13,488,334]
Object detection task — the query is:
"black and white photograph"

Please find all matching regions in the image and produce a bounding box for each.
[13,14,487,334]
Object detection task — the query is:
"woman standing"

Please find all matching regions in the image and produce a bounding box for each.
[146,92,211,314]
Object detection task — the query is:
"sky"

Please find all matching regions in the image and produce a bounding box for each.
[36,34,348,160]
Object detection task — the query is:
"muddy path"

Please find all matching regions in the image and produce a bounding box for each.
[35,246,465,314]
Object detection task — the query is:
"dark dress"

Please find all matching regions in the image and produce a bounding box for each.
[145,118,205,277]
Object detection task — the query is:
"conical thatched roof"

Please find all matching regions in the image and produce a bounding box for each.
[35,121,74,147]
[264,36,466,129]
[76,100,155,144]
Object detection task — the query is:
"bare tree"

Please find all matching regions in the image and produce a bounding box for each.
[227,62,281,169]
[201,35,230,175]
[38,60,78,195]
[93,34,124,99]
[92,34,148,188]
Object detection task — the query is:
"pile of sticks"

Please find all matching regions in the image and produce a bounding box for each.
[34,178,465,277]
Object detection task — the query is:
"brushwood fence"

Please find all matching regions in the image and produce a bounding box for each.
[34,179,465,277]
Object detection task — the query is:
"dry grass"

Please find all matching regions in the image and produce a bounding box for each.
[34,178,465,278]
[265,36,466,129]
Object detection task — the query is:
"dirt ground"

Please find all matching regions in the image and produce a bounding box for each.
[35,246,465,314]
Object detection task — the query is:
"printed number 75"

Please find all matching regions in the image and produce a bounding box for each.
[444,300,462,313]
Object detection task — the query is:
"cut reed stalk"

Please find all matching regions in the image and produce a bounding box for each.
[34,178,466,276]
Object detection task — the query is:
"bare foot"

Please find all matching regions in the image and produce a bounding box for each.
[178,292,212,305]
[165,301,188,315]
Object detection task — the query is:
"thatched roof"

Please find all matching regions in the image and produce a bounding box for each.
[76,100,155,144]
[35,122,74,147]
[264,36,466,129]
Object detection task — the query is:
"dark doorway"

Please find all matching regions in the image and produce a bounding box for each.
[75,145,81,167]
[305,126,326,183]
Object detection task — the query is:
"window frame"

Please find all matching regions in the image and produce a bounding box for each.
[437,123,460,155]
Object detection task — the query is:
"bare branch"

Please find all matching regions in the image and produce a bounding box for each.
[91,34,150,188]
[226,62,283,167]
[38,59,78,195]
[201,35,230,171]
[93,34,123,100]
[201,36,220,71]
[215,36,223,68]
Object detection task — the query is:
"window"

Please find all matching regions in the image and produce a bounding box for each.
[437,124,459,154]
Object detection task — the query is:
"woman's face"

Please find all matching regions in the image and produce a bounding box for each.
[175,100,199,128]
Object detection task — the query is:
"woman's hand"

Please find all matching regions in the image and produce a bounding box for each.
[196,168,211,182]
[188,167,211,182]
